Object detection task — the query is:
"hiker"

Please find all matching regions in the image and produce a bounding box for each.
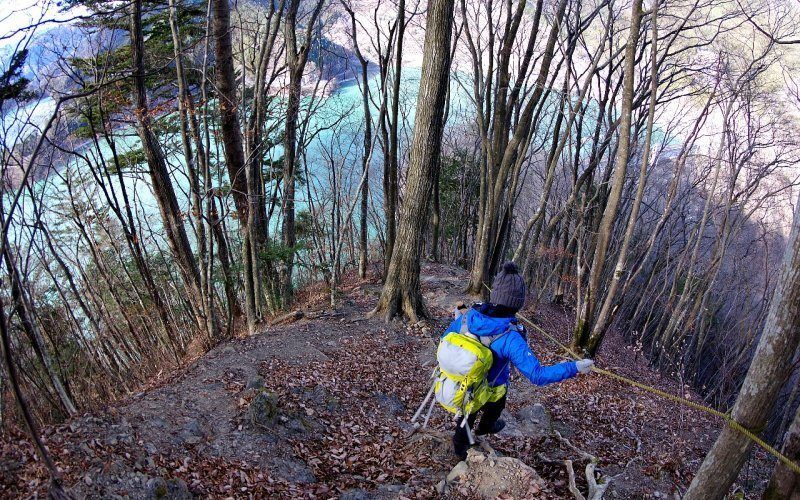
[444,262,594,459]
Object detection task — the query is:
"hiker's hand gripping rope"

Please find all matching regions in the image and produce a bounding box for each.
[481,282,800,476]
[575,359,594,374]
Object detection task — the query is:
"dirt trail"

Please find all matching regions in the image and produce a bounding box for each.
[2,263,774,498]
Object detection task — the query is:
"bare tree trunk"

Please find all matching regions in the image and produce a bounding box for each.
[590,2,658,346]
[130,0,216,339]
[764,403,800,499]
[371,0,455,321]
[168,0,220,344]
[466,0,568,295]
[342,0,372,279]
[574,0,643,355]
[211,0,260,332]
[282,0,326,304]
[685,190,800,498]
[384,0,406,274]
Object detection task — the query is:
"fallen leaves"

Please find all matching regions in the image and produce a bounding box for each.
[0,265,777,499]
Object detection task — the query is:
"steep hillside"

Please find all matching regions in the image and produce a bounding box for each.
[0,264,775,498]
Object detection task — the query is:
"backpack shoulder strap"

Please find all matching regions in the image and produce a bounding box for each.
[460,313,520,348]
[479,321,521,347]
[459,314,480,341]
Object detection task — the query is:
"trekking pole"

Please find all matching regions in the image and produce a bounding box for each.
[410,367,438,426]
[460,411,476,445]
[417,393,436,431]
[411,379,436,425]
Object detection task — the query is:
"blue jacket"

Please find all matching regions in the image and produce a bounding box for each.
[443,305,577,387]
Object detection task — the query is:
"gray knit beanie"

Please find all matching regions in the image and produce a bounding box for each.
[490,262,526,311]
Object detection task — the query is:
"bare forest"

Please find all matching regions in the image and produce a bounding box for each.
[1,0,800,497]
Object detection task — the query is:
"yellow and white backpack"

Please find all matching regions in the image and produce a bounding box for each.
[433,314,509,416]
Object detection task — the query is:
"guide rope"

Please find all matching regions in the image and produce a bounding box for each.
[480,283,800,475]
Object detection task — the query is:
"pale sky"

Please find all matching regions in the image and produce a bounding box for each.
[0,0,87,49]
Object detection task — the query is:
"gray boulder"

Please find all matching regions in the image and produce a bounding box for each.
[248,390,279,428]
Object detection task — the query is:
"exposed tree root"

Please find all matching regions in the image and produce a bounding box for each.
[556,431,612,500]
[269,310,304,326]
[368,286,429,322]
[565,460,611,500]
[555,430,597,462]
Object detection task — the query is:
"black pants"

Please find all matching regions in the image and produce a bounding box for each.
[452,395,507,452]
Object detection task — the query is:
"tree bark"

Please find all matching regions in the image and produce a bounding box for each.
[282,0,325,304]
[371,0,455,321]
[168,0,220,344]
[130,0,216,340]
[384,0,406,275]
[574,0,643,355]
[764,403,800,499]
[685,189,800,498]
[210,0,260,332]
[589,1,658,347]
[342,0,372,279]
[466,0,568,295]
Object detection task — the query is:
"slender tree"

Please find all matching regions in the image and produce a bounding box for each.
[383,0,406,274]
[282,0,326,304]
[342,0,372,279]
[589,0,659,349]
[211,0,261,332]
[130,0,219,340]
[573,0,643,355]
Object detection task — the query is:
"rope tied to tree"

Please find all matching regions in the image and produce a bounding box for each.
[480,283,800,475]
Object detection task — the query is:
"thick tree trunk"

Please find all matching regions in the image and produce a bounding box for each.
[371,0,455,321]
[684,190,800,498]
[210,0,249,220]
[764,403,800,499]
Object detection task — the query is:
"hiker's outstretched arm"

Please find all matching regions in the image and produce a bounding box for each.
[498,332,578,385]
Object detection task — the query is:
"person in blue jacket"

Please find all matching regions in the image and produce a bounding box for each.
[445,262,594,459]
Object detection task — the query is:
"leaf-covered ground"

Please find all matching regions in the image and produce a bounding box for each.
[0,263,775,498]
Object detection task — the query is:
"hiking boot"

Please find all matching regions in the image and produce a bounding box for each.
[475,418,505,436]
[452,434,469,460]
[453,437,469,460]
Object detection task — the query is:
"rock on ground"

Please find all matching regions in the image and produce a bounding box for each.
[248,390,279,428]
[443,448,546,499]
[502,402,553,439]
